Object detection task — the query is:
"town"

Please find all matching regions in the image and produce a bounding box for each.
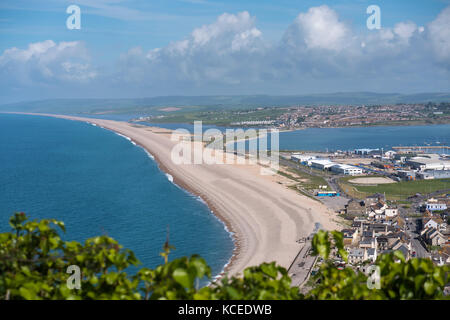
[282,147,450,293]
[137,102,450,129]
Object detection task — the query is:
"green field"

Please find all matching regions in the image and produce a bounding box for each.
[338,177,450,200]
[145,108,287,126]
[279,165,330,192]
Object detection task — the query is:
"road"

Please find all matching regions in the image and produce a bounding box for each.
[405,218,430,259]
[288,242,317,287]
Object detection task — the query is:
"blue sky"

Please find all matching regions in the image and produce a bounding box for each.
[1,0,449,102]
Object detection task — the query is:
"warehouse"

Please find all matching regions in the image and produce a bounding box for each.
[406,154,450,171]
[310,159,336,170]
[416,170,450,180]
[330,164,363,176]
[291,154,316,164]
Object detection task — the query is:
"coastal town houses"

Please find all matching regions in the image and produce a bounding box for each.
[421,227,447,246]
[423,216,447,233]
[345,199,365,217]
[342,218,411,266]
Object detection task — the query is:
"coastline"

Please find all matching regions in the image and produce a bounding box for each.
[1,112,340,277]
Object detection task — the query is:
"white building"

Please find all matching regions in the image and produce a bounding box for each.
[291,154,316,164]
[330,164,363,176]
[426,203,447,211]
[310,159,336,170]
[406,155,450,171]
[385,208,398,217]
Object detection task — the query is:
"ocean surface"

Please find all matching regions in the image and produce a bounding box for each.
[0,114,234,277]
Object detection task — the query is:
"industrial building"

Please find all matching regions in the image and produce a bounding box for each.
[406,154,450,171]
[330,164,363,176]
[416,170,450,180]
[310,159,335,170]
[354,148,380,155]
[291,154,316,164]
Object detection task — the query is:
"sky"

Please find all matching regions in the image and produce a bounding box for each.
[0,0,449,103]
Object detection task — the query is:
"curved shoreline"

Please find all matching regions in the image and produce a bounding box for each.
[1,112,340,277]
[82,119,243,277]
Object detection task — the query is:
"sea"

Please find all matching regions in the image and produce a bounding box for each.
[0,114,234,278]
[1,113,449,278]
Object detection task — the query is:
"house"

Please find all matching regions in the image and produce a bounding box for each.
[426,201,447,212]
[347,248,365,265]
[423,217,447,233]
[342,228,359,246]
[345,200,366,217]
[360,237,377,249]
[421,227,446,246]
[366,248,377,263]
[367,201,387,215]
[376,236,389,250]
[385,208,398,217]
[365,193,385,206]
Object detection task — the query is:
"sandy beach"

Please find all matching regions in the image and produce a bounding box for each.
[5,112,340,276]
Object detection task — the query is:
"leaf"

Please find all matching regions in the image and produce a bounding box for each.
[260,263,278,279]
[423,281,436,295]
[173,268,192,288]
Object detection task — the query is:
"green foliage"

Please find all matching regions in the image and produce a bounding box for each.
[308,230,449,300]
[0,213,448,300]
[200,263,303,300]
[0,213,141,300]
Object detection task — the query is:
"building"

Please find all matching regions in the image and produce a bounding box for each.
[355,148,380,155]
[397,170,417,181]
[406,154,450,171]
[291,154,316,164]
[345,200,366,217]
[423,216,447,233]
[330,164,363,176]
[347,248,365,265]
[426,202,447,212]
[417,170,450,180]
[421,227,446,246]
[385,208,399,217]
[310,159,336,170]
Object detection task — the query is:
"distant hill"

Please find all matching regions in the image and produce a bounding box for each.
[1,92,449,114]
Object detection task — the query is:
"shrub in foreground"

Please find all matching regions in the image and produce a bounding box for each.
[0,213,448,300]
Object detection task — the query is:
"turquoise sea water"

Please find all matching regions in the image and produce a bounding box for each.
[0,114,234,276]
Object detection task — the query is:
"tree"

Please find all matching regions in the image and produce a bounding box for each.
[0,213,448,300]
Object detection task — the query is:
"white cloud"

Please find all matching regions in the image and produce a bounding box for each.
[427,6,450,64]
[285,5,352,51]
[113,6,450,94]
[117,11,266,88]
[2,5,450,100]
[393,22,417,43]
[0,40,96,86]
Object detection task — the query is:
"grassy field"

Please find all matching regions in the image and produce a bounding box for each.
[145,108,287,125]
[338,177,450,200]
[279,165,330,193]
